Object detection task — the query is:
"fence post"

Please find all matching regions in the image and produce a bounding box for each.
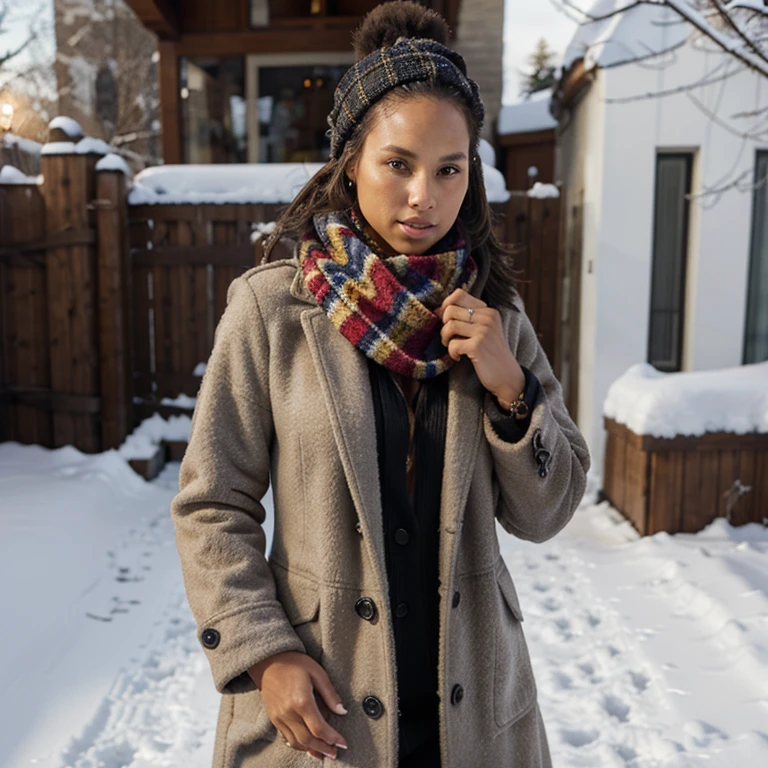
[39,126,101,452]
[95,163,132,450]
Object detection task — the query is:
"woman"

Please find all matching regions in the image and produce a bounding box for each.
[170,3,591,766]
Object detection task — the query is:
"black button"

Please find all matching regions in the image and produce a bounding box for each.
[537,455,550,478]
[355,597,377,621]
[354,519,363,535]
[395,602,408,618]
[362,695,384,719]
[452,591,460,608]
[394,528,409,545]
[450,684,464,705]
[201,628,220,649]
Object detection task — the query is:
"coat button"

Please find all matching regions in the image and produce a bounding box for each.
[394,528,409,545]
[450,684,464,705]
[452,590,460,608]
[201,628,220,649]
[355,597,377,621]
[354,519,363,535]
[395,602,408,617]
[363,695,384,719]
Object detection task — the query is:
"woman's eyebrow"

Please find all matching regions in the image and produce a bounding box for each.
[379,144,467,162]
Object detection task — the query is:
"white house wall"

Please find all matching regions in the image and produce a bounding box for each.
[555,70,606,471]
[580,39,768,476]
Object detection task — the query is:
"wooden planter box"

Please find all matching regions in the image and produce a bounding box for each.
[128,444,166,481]
[603,416,768,536]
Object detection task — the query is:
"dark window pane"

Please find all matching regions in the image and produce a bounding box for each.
[744,151,768,363]
[648,153,692,372]
[258,65,347,163]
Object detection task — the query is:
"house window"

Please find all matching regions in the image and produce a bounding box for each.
[257,64,347,162]
[744,150,768,364]
[647,153,693,372]
[180,57,247,164]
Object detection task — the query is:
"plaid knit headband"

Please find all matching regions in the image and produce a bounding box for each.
[327,36,485,160]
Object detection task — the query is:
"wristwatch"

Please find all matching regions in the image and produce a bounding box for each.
[497,388,530,420]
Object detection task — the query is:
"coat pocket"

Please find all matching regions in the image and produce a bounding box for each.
[272,564,324,665]
[493,562,537,731]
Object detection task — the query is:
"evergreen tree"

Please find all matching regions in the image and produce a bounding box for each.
[519,38,556,98]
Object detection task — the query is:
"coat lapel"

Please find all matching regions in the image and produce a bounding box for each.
[291,262,485,591]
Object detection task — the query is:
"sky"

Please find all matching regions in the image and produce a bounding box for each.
[502,0,581,104]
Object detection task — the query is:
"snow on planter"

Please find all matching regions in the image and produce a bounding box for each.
[603,361,768,439]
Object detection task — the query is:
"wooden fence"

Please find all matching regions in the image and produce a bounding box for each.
[1,128,563,455]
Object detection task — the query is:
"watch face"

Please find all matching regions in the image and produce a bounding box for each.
[514,401,530,419]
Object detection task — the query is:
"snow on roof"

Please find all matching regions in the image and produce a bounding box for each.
[603,361,768,438]
[498,90,557,136]
[563,0,691,72]
[48,115,83,138]
[128,161,511,205]
[0,165,41,185]
[95,153,133,176]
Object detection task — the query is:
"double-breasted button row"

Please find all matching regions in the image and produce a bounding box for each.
[355,597,377,621]
[532,428,551,478]
[201,628,220,649]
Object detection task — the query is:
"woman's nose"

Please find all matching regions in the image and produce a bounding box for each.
[408,173,435,209]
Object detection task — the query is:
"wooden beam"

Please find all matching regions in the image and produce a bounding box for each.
[158,41,182,164]
[124,0,179,40]
[497,128,556,148]
[177,27,356,57]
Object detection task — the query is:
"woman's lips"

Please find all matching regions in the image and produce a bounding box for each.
[398,221,435,238]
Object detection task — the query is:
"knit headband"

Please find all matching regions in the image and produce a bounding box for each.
[327,35,485,160]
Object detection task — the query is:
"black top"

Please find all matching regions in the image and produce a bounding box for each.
[367,358,541,759]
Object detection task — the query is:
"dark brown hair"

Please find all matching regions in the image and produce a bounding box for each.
[263,9,522,310]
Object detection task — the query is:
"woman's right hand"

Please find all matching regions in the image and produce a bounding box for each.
[248,651,349,761]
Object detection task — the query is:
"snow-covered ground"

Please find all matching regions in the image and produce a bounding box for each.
[1,442,766,767]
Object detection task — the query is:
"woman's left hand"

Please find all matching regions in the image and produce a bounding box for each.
[435,288,526,406]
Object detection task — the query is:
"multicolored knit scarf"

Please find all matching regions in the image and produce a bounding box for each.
[298,205,478,379]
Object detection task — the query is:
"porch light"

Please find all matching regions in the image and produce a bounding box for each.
[0,101,13,131]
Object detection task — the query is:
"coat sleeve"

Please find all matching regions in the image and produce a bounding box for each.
[481,298,591,543]
[170,274,306,695]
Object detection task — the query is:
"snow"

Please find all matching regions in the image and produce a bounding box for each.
[563,1,691,72]
[2,444,767,766]
[40,137,118,157]
[528,182,560,198]
[498,90,557,135]
[128,161,511,205]
[118,413,192,460]
[2,132,43,155]
[250,220,277,244]
[192,362,207,376]
[478,137,496,167]
[95,153,133,176]
[604,361,768,438]
[160,393,197,409]
[0,165,41,185]
[49,115,84,139]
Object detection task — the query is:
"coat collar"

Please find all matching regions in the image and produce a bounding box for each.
[293,256,486,593]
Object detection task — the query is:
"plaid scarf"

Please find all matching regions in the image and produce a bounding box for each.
[298,206,478,379]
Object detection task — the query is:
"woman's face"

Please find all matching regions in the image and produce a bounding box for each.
[346,95,471,255]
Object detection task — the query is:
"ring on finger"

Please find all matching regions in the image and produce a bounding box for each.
[467,307,475,324]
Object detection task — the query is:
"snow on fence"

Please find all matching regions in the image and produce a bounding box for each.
[602,363,768,535]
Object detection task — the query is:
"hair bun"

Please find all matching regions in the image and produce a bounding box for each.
[351,1,451,61]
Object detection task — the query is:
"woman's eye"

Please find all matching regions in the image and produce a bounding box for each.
[440,166,460,176]
[388,160,407,171]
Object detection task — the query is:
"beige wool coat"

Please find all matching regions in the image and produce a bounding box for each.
[170,253,591,768]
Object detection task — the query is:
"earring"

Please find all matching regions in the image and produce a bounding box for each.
[346,177,355,189]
